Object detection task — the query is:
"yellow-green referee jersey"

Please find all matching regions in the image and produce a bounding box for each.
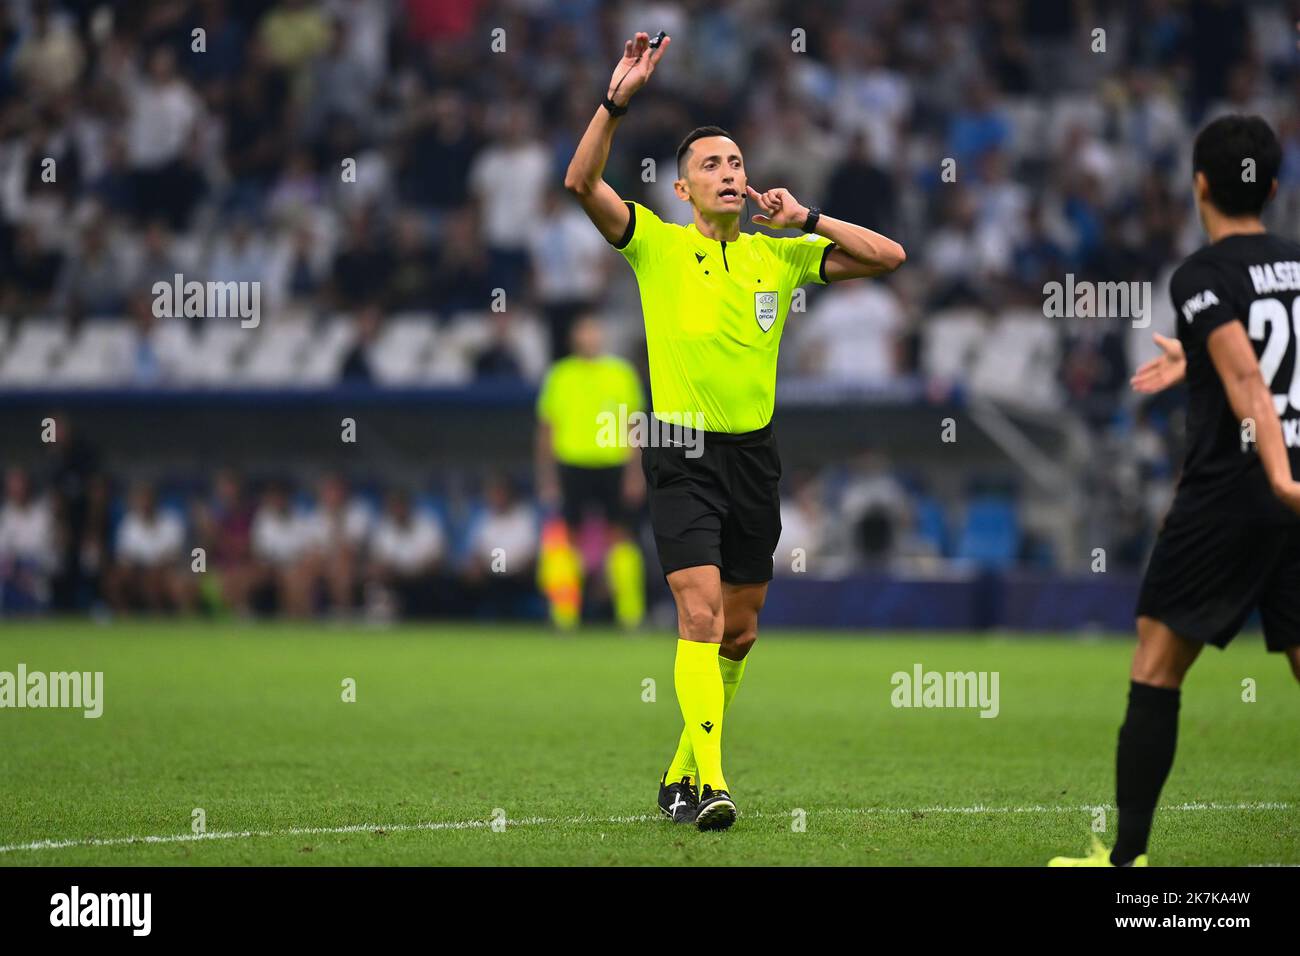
[611,200,836,434]
[536,354,645,468]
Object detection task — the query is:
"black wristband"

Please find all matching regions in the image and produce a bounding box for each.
[801,206,821,233]
[601,94,628,117]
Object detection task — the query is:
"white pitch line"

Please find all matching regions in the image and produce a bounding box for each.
[0,802,1289,856]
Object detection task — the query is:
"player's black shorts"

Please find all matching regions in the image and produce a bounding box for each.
[640,419,782,584]
[1136,506,1300,652]
[558,463,629,530]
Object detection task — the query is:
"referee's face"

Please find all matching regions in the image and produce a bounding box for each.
[676,135,747,217]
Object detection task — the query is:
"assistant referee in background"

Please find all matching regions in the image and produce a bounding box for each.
[535,312,646,630]
[564,31,906,831]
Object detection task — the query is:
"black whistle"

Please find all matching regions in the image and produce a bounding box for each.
[648,31,667,49]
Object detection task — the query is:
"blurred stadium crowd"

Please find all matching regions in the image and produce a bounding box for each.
[0,423,545,618]
[2,0,1300,617]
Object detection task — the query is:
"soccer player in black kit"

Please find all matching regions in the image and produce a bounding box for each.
[1051,115,1300,867]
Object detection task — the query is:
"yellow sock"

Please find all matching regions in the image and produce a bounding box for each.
[604,539,644,629]
[665,727,696,785]
[667,652,747,784]
[672,640,732,792]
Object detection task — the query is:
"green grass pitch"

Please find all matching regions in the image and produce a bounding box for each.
[0,622,1295,866]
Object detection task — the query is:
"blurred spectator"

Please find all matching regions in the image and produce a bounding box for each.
[1010,200,1070,292]
[106,481,196,614]
[280,220,330,304]
[0,467,57,614]
[126,220,182,302]
[11,0,84,105]
[330,207,393,309]
[303,16,374,139]
[295,474,371,617]
[249,481,307,616]
[44,414,102,612]
[970,150,1029,247]
[86,133,136,217]
[924,190,1006,308]
[947,76,1011,170]
[12,111,83,226]
[193,469,255,616]
[473,312,527,381]
[527,188,611,360]
[790,278,906,384]
[824,129,897,241]
[463,475,537,617]
[397,89,479,217]
[221,63,289,215]
[775,473,830,577]
[266,149,324,225]
[821,34,911,166]
[430,206,494,314]
[837,452,912,567]
[185,0,246,86]
[745,104,840,205]
[1,223,62,314]
[386,213,434,311]
[366,489,448,619]
[467,105,550,298]
[205,217,271,294]
[258,0,331,78]
[124,46,203,229]
[56,218,130,317]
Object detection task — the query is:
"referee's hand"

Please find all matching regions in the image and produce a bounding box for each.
[746,185,809,229]
[607,31,671,107]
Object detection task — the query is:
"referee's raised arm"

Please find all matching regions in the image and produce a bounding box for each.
[563,32,671,244]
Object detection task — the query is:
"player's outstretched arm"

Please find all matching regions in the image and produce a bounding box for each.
[1207,321,1300,514]
[744,185,906,280]
[1131,333,1186,393]
[564,32,671,244]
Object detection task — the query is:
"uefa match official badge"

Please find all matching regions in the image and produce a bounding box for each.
[755,290,779,332]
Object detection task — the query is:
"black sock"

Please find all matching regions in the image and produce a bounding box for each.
[1112,680,1180,865]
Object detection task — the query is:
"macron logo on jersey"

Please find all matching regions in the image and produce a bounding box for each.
[1180,289,1219,323]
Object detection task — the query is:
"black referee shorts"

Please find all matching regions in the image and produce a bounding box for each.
[1136,506,1300,652]
[641,419,782,584]
[557,463,629,531]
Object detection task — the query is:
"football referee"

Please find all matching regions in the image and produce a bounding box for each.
[563,31,906,831]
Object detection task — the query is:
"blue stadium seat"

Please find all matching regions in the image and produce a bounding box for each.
[914,495,949,557]
[955,495,1019,568]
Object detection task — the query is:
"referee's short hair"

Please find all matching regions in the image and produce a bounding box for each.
[676,126,734,178]
[1192,114,1281,217]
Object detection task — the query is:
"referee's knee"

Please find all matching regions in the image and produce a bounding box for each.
[679,602,723,642]
[722,626,757,659]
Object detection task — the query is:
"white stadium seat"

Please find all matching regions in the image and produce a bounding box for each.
[371,313,436,385]
[0,319,71,385]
